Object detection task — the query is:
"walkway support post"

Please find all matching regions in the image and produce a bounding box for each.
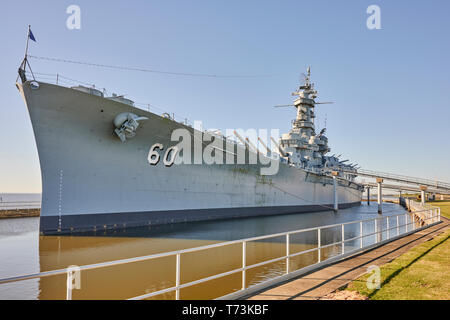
[376,178,383,214]
[175,253,180,300]
[332,171,339,212]
[420,186,427,206]
[285,234,290,274]
[367,187,370,205]
[242,241,246,290]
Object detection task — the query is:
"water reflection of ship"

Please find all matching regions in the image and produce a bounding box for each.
[39,235,343,300]
[37,202,409,299]
[38,211,365,299]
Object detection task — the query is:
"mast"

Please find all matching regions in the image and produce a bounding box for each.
[17,25,35,83]
[278,67,329,167]
[291,66,317,139]
[274,67,357,179]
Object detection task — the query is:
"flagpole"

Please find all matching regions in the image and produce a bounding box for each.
[20,25,31,70]
[24,25,31,59]
[17,25,32,82]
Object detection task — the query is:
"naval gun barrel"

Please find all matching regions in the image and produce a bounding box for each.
[258,137,272,155]
[245,137,260,154]
[270,137,288,158]
[233,130,255,152]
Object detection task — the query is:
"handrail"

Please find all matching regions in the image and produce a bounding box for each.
[0,206,441,300]
[0,201,41,210]
[24,72,199,129]
[351,169,450,190]
[0,209,432,281]
[23,73,280,150]
[0,201,41,204]
[126,209,442,300]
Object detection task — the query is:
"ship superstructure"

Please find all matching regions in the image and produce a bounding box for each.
[278,68,358,179]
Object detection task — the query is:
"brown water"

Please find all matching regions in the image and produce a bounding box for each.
[0,202,411,300]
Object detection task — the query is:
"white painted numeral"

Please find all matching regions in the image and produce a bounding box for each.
[163,146,179,167]
[148,143,163,165]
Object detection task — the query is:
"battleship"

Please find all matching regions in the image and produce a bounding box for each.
[17,56,363,234]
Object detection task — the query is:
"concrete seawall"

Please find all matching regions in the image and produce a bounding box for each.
[0,209,40,219]
[399,197,436,226]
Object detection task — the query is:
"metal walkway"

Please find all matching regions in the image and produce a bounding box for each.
[247,216,449,300]
[346,169,450,191]
[362,182,450,195]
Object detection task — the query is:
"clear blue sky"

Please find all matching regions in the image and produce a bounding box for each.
[1,0,449,193]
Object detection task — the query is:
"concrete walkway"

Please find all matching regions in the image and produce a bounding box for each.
[247,216,450,300]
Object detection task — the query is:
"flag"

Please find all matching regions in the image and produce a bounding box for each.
[28,28,36,42]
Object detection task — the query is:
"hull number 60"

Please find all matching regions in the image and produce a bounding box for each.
[148,143,178,167]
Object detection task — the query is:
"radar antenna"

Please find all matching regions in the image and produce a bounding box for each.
[273,67,333,107]
[273,102,334,108]
[306,66,311,84]
[299,66,311,87]
[299,72,308,86]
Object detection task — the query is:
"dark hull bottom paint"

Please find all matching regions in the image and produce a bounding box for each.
[40,202,361,235]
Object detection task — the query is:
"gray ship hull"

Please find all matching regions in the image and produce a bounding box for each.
[17,81,362,235]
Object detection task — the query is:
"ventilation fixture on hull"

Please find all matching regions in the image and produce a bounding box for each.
[107,93,135,106]
[71,85,104,97]
[113,112,148,142]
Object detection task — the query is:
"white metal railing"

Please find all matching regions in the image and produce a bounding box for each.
[24,72,200,129]
[24,72,281,153]
[351,169,450,190]
[0,201,41,210]
[0,208,441,300]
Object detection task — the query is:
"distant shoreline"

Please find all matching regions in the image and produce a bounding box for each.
[0,209,40,219]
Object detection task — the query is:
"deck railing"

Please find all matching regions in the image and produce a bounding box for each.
[351,169,450,190]
[0,201,41,210]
